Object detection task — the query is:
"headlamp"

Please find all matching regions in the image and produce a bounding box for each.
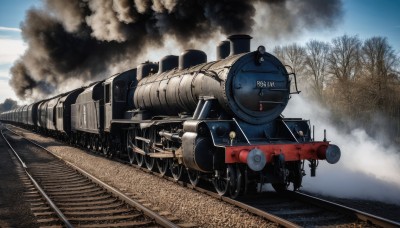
[257,45,266,54]
[229,131,236,140]
[255,45,266,64]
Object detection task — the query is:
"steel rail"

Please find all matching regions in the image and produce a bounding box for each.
[190,186,300,228]
[116,158,300,228]
[117,153,400,228]
[287,191,400,228]
[7,126,179,228]
[1,128,74,228]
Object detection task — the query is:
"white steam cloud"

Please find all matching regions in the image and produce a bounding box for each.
[283,96,400,205]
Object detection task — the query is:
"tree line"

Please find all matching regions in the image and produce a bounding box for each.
[0,98,19,113]
[273,35,400,146]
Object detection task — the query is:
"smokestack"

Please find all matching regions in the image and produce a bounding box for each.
[228,34,252,56]
[216,40,230,60]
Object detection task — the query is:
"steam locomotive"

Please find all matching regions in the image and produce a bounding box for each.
[0,35,341,198]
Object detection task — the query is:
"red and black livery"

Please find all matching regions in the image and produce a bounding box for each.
[0,34,340,198]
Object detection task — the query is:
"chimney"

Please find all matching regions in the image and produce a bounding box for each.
[216,40,230,60]
[227,34,252,56]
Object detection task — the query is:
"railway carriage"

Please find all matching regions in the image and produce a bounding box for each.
[55,88,85,140]
[27,102,39,129]
[71,80,105,150]
[37,99,50,133]
[46,95,62,135]
[21,105,29,126]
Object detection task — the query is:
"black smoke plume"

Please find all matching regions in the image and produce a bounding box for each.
[10,0,343,100]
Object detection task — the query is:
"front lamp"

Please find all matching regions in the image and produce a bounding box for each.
[257,45,266,54]
[255,45,266,64]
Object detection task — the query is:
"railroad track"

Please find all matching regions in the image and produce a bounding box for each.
[6,124,400,228]
[177,182,400,227]
[1,127,186,228]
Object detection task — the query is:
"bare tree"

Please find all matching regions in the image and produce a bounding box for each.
[327,35,362,117]
[361,37,399,108]
[360,37,400,140]
[273,45,285,63]
[328,35,362,81]
[273,44,307,92]
[304,40,330,100]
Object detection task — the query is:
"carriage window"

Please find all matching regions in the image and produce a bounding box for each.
[114,81,126,102]
[105,84,111,103]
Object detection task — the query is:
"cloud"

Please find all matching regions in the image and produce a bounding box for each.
[0,38,27,65]
[0,79,18,103]
[0,26,22,32]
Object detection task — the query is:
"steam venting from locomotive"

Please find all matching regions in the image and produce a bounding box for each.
[10,0,343,100]
[284,96,400,205]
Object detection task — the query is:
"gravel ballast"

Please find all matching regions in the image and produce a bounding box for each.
[23,131,277,227]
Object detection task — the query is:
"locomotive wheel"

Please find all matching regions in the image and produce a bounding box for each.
[156,159,168,176]
[79,134,85,147]
[135,154,145,167]
[94,136,100,152]
[169,159,183,181]
[85,134,90,150]
[213,167,230,196]
[230,165,243,199]
[102,136,111,156]
[145,156,155,171]
[88,135,93,150]
[213,165,242,198]
[187,169,200,187]
[141,129,155,170]
[68,134,73,145]
[292,161,303,191]
[126,130,135,164]
[130,128,144,166]
[74,134,79,146]
[90,135,96,151]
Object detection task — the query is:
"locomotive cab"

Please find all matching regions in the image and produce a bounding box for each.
[103,69,137,131]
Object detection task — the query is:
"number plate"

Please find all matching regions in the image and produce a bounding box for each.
[256,81,275,88]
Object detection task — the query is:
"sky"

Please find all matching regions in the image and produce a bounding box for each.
[0,0,399,104]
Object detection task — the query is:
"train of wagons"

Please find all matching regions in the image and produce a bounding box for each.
[0,34,341,198]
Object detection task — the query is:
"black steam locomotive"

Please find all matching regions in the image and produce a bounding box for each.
[0,35,340,198]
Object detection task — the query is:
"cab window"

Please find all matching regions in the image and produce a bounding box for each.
[105,84,111,103]
[113,81,126,102]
